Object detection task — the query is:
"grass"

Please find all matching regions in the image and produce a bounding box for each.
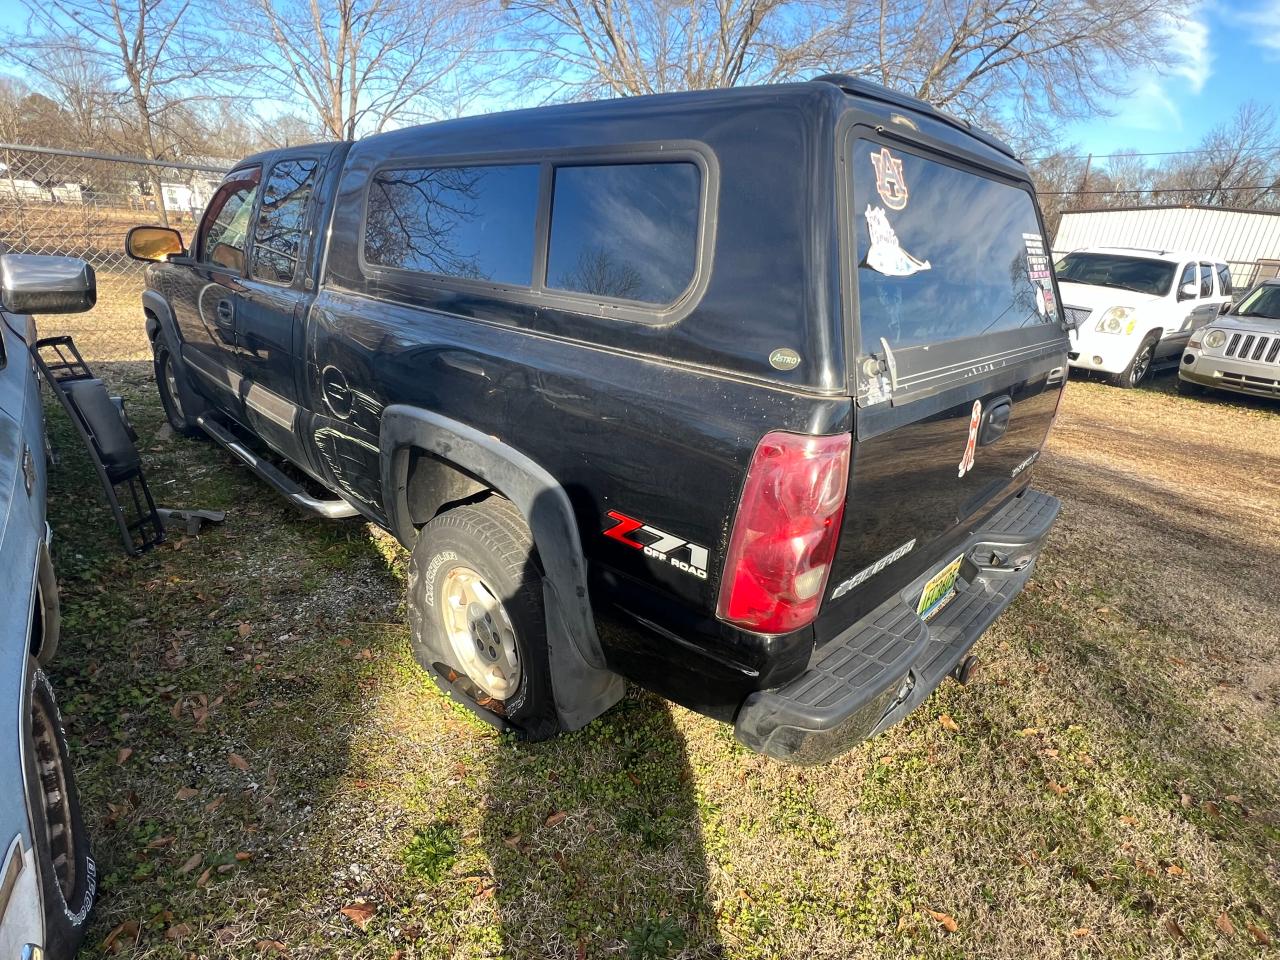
[42,362,1279,959]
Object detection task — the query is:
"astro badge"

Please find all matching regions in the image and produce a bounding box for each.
[958,400,981,478]
[864,205,931,277]
[870,147,910,210]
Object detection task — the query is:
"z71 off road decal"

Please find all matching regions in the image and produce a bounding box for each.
[604,511,709,580]
[958,400,982,478]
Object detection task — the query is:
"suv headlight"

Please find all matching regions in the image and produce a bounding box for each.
[1202,329,1227,350]
[1095,306,1135,335]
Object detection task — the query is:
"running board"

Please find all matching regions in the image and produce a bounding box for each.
[195,415,359,519]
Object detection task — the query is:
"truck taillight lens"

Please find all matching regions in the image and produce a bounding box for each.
[717,431,851,633]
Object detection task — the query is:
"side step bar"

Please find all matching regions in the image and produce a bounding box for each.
[195,415,360,519]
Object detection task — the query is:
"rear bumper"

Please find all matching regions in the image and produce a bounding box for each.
[734,488,1060,763]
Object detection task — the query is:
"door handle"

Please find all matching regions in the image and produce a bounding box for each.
[978,396,1012,446]
[215,299,234,326]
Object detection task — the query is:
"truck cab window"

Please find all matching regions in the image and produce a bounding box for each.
[252,159,320,285]
[1199,261,1214,297]
[198,167,262,273]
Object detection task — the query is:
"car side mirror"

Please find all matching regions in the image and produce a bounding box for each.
[126,225,186,262]
[0,253,96,315]
[1219,300,1232,314]
[1178,282,1198,302]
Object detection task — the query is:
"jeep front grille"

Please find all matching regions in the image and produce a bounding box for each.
[1225,332,1280,365]
[1063,305,1091,328]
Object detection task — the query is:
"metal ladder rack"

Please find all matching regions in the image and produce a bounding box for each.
[33,335,166,555]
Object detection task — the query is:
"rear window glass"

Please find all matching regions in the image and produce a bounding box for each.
[364,164,540,284]
[1057,253,1178,297]
[252,158,319,285]
[547,162,699,304]
[852,141,1057,351]
[1216,263,1233,296]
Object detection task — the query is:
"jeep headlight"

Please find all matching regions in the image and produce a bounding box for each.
[1096,306,1135,334]
[1203,329,1227,350]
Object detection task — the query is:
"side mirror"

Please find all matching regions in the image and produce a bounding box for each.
[1219,300,1232,314]
[0,254,96,315]
[1178,282,1198,302]
[126,225,185,262]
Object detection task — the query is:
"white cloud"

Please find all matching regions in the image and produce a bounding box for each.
[1167,9,1213,93]
[1237,0,1280,59]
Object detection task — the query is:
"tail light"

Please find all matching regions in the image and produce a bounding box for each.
[717,431,851,633]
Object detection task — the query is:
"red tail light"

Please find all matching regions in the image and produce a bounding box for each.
[717,431,851,633]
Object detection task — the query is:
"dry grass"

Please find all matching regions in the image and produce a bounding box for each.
[42,364,1279,959]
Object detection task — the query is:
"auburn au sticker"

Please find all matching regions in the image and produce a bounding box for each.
[870,147,910,210]
[958,400,982,478]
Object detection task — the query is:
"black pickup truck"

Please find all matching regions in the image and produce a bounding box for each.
[127,75,1069,763]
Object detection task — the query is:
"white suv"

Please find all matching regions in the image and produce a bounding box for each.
[1056,247,1233,387]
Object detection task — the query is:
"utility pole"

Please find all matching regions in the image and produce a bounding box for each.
[1075,153,1092,210]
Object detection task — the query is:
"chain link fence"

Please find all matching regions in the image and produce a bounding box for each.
[0,144,229,361]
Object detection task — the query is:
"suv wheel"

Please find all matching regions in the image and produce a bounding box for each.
[26,665,96,957]
[407,497,562,741]
[1110,332,1159,388]
[152,341,203,438]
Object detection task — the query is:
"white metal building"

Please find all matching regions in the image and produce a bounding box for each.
[1054,206,1280,289]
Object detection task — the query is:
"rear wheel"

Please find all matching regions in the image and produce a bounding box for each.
[26,666,95,958]
[407,497,562,740]
[1109,332,1160,388]
[152,341,202,438]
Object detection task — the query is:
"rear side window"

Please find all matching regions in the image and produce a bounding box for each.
[364,164,540,284]
[1199,261,1214,297]
[1216,263,1233,296]
[547,162,699,304]
[1179,263,1198,295]
[851,141,1056,352]
[252,159,319,285]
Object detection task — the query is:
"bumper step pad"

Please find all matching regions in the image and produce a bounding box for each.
[735,488,1060,763]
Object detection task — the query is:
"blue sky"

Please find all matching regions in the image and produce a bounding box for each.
[1060,0,1280,157]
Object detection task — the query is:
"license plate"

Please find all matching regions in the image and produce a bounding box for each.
[917,555,964,620]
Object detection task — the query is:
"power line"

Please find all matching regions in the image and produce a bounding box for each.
[1026,145,1279,163]
[1040,183,1276,196]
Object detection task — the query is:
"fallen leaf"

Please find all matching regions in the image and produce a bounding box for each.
[205,795,226,813]
[544,810,568,828]
[256,940,288,955]
[1119,815,1137,826]
[576,939,586,960]
[926,909,958,933]
[337,637,353,647]
[1042,748,1060,758]
[1077,752,1096,767]
[238,622,253,638]
[178,853,202,875]
[1164,917,1190,944]
[1165,864,1185,877]
[357,647,374,660]
[235,851,254,862]
[1216,912,1236,936]
[146,835,176,849]
[165,923,193,941]
[340,902,376,931]
[196,867,212,887]
[1246,922,1272,946]
[1225,794,1242,803]
[939,714,960,732]
[171,698,184,720]
[176,787,199,801]
[117,747,133,765]
[1180,793,1193,808]
[1047,780,1068,796]
[1072,927,1091,937]
[390,952,405,960]
[102,919,141,953]
[1019,727,1039,737]
[1201,800,1221,819]
[228,753,250,771]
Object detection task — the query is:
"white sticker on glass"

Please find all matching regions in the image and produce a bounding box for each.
[864,205,931,278]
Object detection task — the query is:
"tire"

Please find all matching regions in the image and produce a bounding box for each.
[152,340,203,438]
[1176,375,1206,396]
[25,665,96,959]
[1109,332,1160,388]
[407,497,562,741]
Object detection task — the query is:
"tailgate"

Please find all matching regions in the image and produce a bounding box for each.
[818,135,1068,630]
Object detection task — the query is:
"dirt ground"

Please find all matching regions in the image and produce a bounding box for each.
[40,363,1278,960]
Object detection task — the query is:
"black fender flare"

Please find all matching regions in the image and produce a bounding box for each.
[379,405,623,731]
[142,290,204,410]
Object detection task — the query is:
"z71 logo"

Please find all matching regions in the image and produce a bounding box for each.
[603,511,709,580]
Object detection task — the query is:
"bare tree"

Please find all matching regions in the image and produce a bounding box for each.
[502,0,850,98]
[239,0,492,140]
[3,0,230,223]
[1151,101,1280,208]
[836,0,1189,138]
